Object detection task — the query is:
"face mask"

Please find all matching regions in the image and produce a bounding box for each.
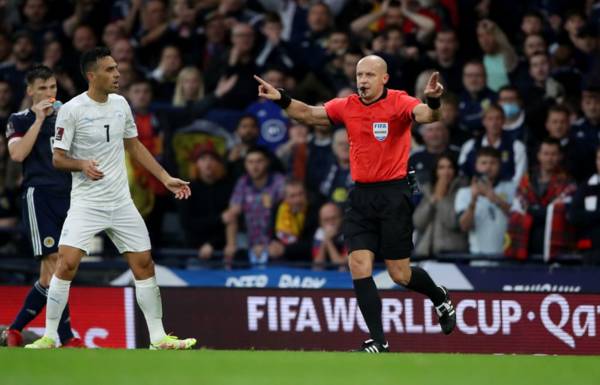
[502,103,521,119]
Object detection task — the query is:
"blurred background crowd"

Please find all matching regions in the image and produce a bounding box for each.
[0,0,599,268]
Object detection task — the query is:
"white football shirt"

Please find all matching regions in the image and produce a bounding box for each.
[54,92,137,207]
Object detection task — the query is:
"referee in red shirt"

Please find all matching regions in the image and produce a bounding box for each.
[255,55,455,352]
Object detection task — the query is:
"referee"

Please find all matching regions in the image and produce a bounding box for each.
[255,55,456,352]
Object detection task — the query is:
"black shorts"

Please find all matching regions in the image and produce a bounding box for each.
[343,178,414,260]
[21,186,70,260]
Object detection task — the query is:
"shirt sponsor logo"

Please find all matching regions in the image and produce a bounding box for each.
[56,127,64,141]
[372,122,388,141]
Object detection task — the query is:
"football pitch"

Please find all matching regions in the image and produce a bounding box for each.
[1,349,598,385]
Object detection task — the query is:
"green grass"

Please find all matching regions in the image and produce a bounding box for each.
[1,349,598,385]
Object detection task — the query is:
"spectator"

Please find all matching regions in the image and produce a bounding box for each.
[289,2,334,73]
[197,13,227,70]
[246,68,290,152]
[178,145,233,261]
[0,31,35,108]
[320,128,352,205]
[413,153,468,257]
[68,24,98,92]
[268,179,319,262]
[126,78,169,246]
[256,13,297,75]
[569,146,600,264]
[506,138,577,259]
[172,66,204,107]
[328,49,362,94]
[459,103,527,184]
[205,22,258,109]
[545,104,594,183]
[101,22,126,49]
[440,92,470,146]
[228,114,260,179]
[276,121,310,181]
[222,146,285,264]
[571,86,600,147]
[521,52,565,131]
[150,45,183,102]
[18,0,61,60]
[312,202,347,269]
[420,28,463,93]
[476,19,518,92]
[512,33,548,88]
[135,0,179,68]
[458,60,496,136]
[0,80,14,130]
[410,121,459,186]
[0,32,12,65]
[497,85,528,143]
[0,134,18,250]
[455,147,515,255]
[305,124,334,194]
[42,40,76,100]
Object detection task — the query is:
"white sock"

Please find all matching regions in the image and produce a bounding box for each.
[44,275,71,342]
[135,276,166,344]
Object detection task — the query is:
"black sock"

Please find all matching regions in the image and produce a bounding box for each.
[404,267,445,306]
[57,304,74,343]
[353,277,385,344]
[10,281,47,331]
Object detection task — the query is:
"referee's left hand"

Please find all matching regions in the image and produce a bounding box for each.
[164,177,191,200]
[423,72,444,99]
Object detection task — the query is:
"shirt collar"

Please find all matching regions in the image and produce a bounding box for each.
[359,87,388,106]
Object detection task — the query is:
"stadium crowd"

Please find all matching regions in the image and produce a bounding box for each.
[0,0,599,267]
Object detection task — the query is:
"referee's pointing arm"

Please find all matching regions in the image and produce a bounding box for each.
[254,54,444,125]
[254,74,331,126]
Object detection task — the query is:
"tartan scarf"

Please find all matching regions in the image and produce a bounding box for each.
[505,170,576,260]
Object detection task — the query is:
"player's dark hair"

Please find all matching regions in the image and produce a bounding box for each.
[475,146,501,161]
[25,64,54,85]
[80,46,112,79]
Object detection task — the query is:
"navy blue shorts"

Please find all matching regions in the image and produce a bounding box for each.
[21,186,70,259]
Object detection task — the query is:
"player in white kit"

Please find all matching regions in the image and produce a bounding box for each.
[26,47,196,349]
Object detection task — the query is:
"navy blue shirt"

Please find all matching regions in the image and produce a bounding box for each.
[5,109,71,191]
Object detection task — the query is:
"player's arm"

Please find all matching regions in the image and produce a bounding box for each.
[412,72,443,124]
[8,100,53,162]
[52,148,105,180]
[254,75,331,127]
[124,137,191,199]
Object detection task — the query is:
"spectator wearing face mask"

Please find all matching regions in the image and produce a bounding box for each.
[498,85,528,143]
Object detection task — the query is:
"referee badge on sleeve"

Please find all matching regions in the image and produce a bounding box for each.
[373,122,388,141]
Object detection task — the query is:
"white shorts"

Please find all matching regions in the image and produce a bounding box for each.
[59,201,151,254]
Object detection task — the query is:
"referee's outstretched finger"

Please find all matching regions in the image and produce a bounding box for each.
[253,75,269,86]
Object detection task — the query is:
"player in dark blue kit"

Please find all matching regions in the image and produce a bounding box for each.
[1,65,83,348]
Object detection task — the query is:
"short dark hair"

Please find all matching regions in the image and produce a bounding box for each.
[547,104,570,118]
[25,64,54,85]
[476,146,501,161]
[245,145,271,160]
[538,137,562,152]
[498,85,521,99]
[80,46,112,79]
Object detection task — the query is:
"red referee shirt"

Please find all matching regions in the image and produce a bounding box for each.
[324,88,421,183]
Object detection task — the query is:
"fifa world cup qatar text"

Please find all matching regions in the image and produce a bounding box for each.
[255,55,453,352]
[25,47,195,350]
